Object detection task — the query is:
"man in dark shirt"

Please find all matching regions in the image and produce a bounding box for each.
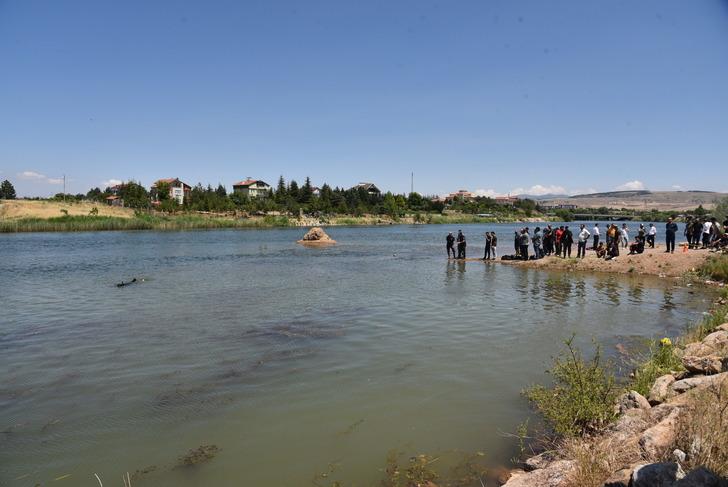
[446,232,456,259]
[562,226,574,258]
[483,232,492,260]
[665,217,678,253]
[456,230,466,259]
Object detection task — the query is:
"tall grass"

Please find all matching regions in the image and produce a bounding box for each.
[0,214,292,233]
[699,254,728,283]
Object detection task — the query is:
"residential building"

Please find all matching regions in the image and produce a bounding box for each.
[151,178,191,205]
[494,196,520,206]
[105,195,123,207]
[445,189,476,202]
[233,179,272,199]
[351,182,381,196]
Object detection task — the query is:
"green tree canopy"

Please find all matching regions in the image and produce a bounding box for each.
[0,180,17,199]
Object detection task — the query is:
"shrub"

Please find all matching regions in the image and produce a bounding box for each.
[562,436,641,487]
[673,376,728,477]
[525,336,618,437]
[699,254,728,283]
[630,338,683,397]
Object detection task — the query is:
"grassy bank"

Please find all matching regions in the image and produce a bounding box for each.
[0,214,293,233]
[0,211,544,233]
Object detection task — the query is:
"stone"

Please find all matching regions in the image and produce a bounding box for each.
[603,467,632,487]
[672,448,686,463]
[523,451,556,471]
[675,467,726,487]
[607,408,650,442]
[501,460,575,487]
[297,227,336,245]
[681,355,723,375]
[702,330,728,352]
[631,462,685,487]
[639,409,680,458]
[672,372,728,393]
[649,375,676,405]
[717,323,728,332]
[683,342,716,358]
[615,390,651,415]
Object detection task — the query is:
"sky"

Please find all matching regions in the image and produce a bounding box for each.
[1,0,727,198]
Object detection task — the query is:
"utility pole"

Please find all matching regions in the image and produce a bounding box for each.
[411,172,414,195]
[63,174,66,201]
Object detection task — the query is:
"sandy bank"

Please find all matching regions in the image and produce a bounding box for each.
[460,245,712,279]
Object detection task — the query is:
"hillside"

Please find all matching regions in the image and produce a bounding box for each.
[538,190,727,211]
[0,199,135,219]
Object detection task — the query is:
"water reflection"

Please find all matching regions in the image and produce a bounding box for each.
[542,275,572,309]
[628,281,645,305]
[594,276,621,306]
[662,287,676,310]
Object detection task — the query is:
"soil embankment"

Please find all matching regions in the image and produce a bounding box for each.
[461,245,712,279]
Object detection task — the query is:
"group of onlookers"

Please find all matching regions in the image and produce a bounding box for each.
[684,216,728,250]
[447,216,728,262]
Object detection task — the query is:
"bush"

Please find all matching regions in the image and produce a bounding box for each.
[673,377,728,477]
[629,338,683,397]
[525,336,618,437]
[699,254,728,283]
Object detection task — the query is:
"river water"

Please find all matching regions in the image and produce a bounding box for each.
[0,223,710,486]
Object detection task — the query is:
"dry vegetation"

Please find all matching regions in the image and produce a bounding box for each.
[0,199,135,219]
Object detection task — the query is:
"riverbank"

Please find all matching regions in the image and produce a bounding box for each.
[0,199,550,232]
[473,245,714,279]
[501,289,728,487]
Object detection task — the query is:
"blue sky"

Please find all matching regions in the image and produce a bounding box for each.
[1,0,727,197]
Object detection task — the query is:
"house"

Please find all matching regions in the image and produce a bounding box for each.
[312,186,321,197]
[351,182,381,196]
[445,189,476,202]
[108,184,124,196]
[105,195,123,207]
[151,178,191,205]
[232,179,272,199]
[494,196,520,207]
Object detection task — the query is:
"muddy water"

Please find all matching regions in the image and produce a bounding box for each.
[0,224,710,486]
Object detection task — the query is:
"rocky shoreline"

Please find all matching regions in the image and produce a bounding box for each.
[501,307,728,486]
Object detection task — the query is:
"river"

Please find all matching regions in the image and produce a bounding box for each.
[0,223,710,486]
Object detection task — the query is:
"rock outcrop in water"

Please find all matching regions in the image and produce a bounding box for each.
[297,226,336,245]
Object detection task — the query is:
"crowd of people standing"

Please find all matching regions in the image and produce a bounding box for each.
[446,217,727,261]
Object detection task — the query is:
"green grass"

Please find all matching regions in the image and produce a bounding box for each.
[629,339,684,397]
[0,214,292,233]
[698,254,728,283]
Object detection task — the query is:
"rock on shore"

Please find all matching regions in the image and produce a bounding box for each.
[297,226,336,245]
[502,323,728,487]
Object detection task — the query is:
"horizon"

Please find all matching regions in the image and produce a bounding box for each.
[2,0,728,197]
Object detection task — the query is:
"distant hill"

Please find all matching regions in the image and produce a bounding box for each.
[516,193,570,200]
[537,190,727,212]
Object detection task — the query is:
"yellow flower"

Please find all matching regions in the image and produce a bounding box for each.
[660,337,672,347]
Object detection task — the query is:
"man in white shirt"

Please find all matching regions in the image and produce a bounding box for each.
[621,224,629,248]
[702,220,713,248]
[592,223,600,250]
[647,223,657,248]
[577,224,591,258]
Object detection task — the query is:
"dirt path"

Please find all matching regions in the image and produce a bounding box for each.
[460,244,712,278]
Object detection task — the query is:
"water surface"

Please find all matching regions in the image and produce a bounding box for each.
[0,224,710,486]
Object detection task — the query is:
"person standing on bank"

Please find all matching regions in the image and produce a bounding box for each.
[702,219,713,249]
[561,226,574,258]
[457,230,466,259]
[592,223,600,250]
[483,231,492,260]
[621,224,629,248]
[665,217,678,253]
[647,223,657,248]
[519,228,530,260]
[577,224,590,258]
[490,232,498,260]
[514,230,521,257]
[532,227,542,259]
[446,232,456,259]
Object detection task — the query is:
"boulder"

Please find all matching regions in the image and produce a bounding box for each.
[683,342,717,358]
[297,227,336,245]
[649,375,676,405]
[672,372,728,394]
[631,462,685,487]
[501,460,575,487]
[675,467,727,487]
[702,330,728,353]
[716,323,728,332]
[681,355,723,375]
[639,409,680,458]
[523,451,556,471]
[672,448,686,463]
[607,408,650,442]
[615,390,651,415]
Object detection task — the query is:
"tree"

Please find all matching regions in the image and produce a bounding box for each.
[275,175,286,203]
[215,184,227,197]
[155,181,171,202]
[714,197,728,223]
[119,181,150,209]
[0,180,17,199]
[300,177,313,204]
